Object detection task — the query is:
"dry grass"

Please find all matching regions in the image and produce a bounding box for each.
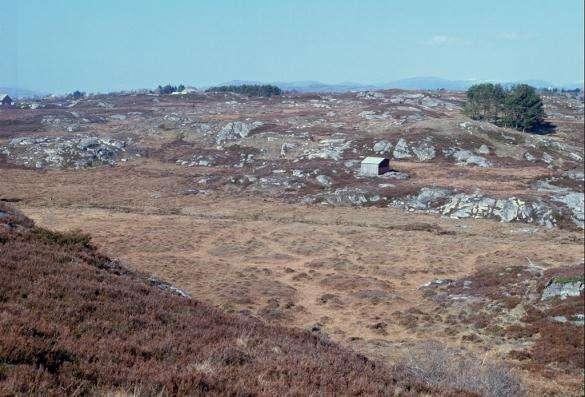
[2,162,583,395]
[1,208,466,396]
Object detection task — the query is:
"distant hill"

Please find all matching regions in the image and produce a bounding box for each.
[221,78,470,92]
[500,80,556,89]
[384,77,473,91]
[0,86,46,99]
[217,78,581,93]
[276,81,380,93]
[6,79,582,99]
[221,80,379,93]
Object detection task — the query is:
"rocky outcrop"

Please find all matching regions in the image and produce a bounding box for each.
[357,91,385,100]
[392,188,558,227]
[411,140,436,161]
[308,188,381,206]
[176,155,217,167]
[359,111,390,120]
[443,148,491,168]
[390,138,436,161]
[2,135,126,169]
[400,187,452,210]
[388,93,459,110]
[392,138,412,159]
[563,169,584,181]
[554,192,584,229]
[304,139,351,161]
[373,140,392,154]
[541,276,584,300]
[215,121,263,144]
[316,175,333,187]
[476,144,490,155]
[534,179,584,228]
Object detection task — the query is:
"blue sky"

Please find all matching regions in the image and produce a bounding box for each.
[1,0,583,93]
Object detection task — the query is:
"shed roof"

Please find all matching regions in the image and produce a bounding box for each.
[361,156,388,165]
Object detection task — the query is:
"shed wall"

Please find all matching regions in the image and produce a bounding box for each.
[360,163,380,176]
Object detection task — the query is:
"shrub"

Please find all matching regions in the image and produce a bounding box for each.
[33,227,91,248]
[400,341,525,397]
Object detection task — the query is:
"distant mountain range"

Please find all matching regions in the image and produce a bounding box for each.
[0,86,48,99]
[221,78,584,93]
[3,78,583,98]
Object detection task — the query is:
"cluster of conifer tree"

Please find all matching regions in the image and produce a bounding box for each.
[464,84,545,132]
[156,84,185,94]
[205,84,282,97]
[67,90,86,99]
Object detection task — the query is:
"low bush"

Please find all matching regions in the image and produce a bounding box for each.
[399,341,524,397]
[33,227,92,248]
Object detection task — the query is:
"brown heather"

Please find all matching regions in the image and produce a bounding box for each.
[0,205,466,396]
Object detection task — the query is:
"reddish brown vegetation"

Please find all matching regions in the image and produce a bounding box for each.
[0,206,465,396]
[421,260,584,377]
[509,265,584,372]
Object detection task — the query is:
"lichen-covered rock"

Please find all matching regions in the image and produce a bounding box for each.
[373,140,392,154]
[359,110,390,120]
[476,144,490,155]
[378,171,409,180]
[444,148,491,168]
[343,159,360,169]
[357,91,385,100]
[555,192,584,229]
[541,276,584,300]
[563,169,584,181]
[392,188,559,227]
[400,187,453,210]
[215,121,263,144]
[280,142,296,157]
[2,135,126,169]
[535,180,584,229]
[494,198,533,223]
[441,193,497,219]
[542,152,554,164]
[304,139,351,161]
[316,175,333,187]
[392,138,412,159]
[312,188,381,206]
[411,141,436,161]
[420,97,440,107]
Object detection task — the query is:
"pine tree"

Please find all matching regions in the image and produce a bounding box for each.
[502,84,545,131]
[463,83,505,123]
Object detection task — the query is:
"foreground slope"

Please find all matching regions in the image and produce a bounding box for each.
[0,204,459,396]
